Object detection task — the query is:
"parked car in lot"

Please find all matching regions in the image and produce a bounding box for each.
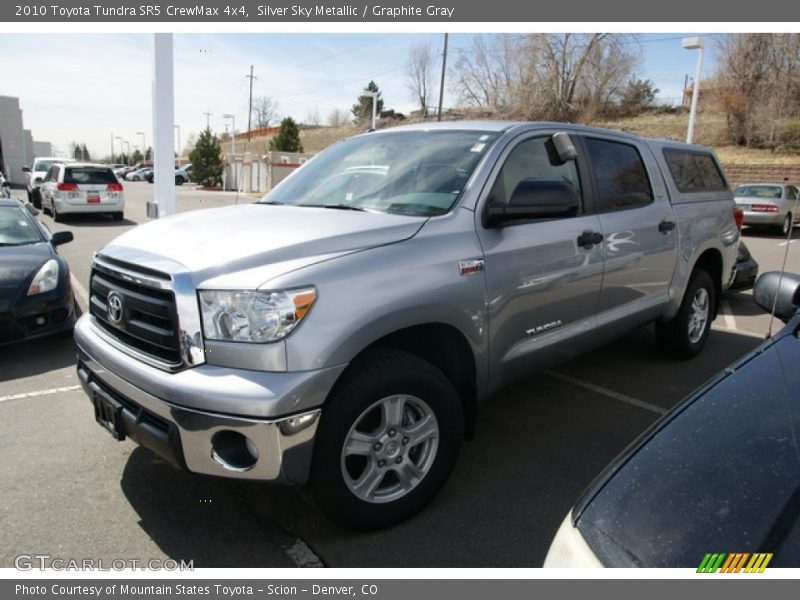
[75,122,741,530]
[545,270,800,568]
[0,198,76,345]
[39,163,124,222]
[145,164,193,185]
[125,167,151,182]
[734,183,799,237]
[729,240,759,291]
[23,156,75,208]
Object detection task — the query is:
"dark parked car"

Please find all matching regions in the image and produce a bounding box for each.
[0,198,76,344]
[729,240,759,291]
[545,270,800,568]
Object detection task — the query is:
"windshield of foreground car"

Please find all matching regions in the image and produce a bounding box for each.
[734,185,782,199]
[259,129,500,217]
[0,206,45,246]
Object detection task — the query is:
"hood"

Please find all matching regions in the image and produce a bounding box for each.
[0,242,53,301]
[574,317,800,567]
[101,204,426,285]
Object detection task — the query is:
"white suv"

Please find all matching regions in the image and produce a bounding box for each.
[39,162,124,222]
[23,157,75,208]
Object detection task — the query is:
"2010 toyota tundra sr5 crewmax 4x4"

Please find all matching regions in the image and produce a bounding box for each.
[75,122,740,529]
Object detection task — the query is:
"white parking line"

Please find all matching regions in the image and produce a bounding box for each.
[70,273,89,311]
[0,385,81,404]
[720,300,738,331]
[546,371,667,415]
[778,239,797,247]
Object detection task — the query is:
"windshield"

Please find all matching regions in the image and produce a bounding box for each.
[734,185,782,199]
[0,206,45,246]
[260,129,500,216]
[33,160,59,173]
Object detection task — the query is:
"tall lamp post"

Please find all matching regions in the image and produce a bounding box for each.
[114,136,123,163]
[361,89,377,130]
[174,125,181,167]
[136,131,146,161]
[222,113,236,191]
[682,36,704,144]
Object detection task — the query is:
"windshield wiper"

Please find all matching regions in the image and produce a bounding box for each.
[259,200,285,205]
[299,203,368,212]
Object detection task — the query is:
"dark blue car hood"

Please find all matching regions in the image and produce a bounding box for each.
[574,317,800,567]
[0,243,53,301]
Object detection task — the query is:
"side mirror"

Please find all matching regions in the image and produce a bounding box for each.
[551,132,577,163]
[22,166,32,173]
[753,271,800,323]
[484,179,580,227]
[50,230,73,246]
[34,177,44,184]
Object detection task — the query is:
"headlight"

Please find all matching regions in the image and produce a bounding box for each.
[543,511,603,568]
[27,259,60,295]
[199,288,316,343]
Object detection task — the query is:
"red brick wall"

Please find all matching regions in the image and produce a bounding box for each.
[721,163,800,187]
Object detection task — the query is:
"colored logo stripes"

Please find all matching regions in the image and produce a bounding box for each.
[697,552,773,573]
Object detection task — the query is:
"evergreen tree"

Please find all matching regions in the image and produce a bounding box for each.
[351,81,384,125]
[269,117,304,152]
[188,127,223,187]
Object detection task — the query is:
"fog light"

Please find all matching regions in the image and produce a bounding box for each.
[210,430,258,471]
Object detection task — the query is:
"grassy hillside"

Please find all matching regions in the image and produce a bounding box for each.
[221,110,800,166]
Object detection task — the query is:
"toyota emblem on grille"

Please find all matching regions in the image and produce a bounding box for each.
[107,291,123,324]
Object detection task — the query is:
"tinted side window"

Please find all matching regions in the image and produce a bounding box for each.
[490,136,582,207]
[786,186,797,200]
[663,149,727,193]
[585,138,653,211]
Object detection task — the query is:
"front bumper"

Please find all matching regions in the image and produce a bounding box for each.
[0,291,75,345]
[75,315,346,484]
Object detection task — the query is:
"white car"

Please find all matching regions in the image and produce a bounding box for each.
[23,156,75,209]
[39,163,124,222]
[734,182,799,237]
[125,167,152,182]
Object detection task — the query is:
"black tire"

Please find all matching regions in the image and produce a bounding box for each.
[656,269,715,359]
[32,190,42,209]
[52,202,62,222]
[175,175,184,186]
[27,190,33,203]
[779,212,792,237]
[310,348,463,530]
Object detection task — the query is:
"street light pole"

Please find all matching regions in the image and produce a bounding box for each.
[136,131,146,160]
[222,113,236,191]
[114,136,123,163]
[682,36,704,144]
[174,125,181,167]
[361,89,377,130]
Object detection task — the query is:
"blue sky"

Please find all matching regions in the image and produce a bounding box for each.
[0,32,720,159]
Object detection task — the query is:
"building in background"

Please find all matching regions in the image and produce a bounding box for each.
[0,95,51,185]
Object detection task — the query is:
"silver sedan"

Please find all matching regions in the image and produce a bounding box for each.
[734,182,799,236]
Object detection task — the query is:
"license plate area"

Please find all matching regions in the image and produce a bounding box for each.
[93,390,125,440]
[87,194,101,204]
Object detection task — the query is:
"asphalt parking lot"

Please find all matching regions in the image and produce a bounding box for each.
[1,182,797,568]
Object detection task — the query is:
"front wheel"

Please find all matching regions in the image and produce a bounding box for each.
[656,269,715,359]
[310,349,463,530]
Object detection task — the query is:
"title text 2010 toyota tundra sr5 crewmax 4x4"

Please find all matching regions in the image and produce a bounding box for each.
[75,122,740,529]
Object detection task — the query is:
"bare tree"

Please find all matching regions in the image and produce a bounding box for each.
[449,34,522,111]
[405,42,438,116]
[251,96,280,129]
[305,105,321,126]
[715,33,800,148]
[327,107,349,127]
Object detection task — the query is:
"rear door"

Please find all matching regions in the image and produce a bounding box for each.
[580,135,677,328]
[477,131,605,387]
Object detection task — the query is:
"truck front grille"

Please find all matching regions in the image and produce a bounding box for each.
[89,264,181,367]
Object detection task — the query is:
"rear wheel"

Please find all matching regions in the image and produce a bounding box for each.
[52,202,63,222]
[175,175,184,185]
[656,269,715,359]
[310,348,463,530]
[779,212,792,237]
[32,190,42,209]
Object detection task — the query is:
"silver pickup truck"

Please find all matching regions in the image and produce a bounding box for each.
[75,121,740,529]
